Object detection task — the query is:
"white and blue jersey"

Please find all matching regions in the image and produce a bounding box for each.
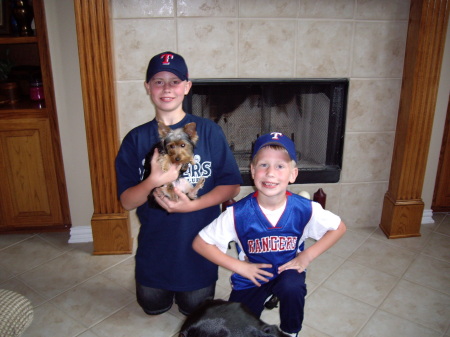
[199,191,341,290]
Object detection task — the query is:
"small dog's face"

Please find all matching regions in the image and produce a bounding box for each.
[158,122,198,165]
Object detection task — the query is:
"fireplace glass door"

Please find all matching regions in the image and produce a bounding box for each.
[183,79,348,185]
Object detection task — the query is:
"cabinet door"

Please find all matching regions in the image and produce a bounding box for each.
[0,118,66,230]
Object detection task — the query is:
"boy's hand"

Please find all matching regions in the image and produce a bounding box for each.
[235,261,273,287]
[154,187,194,213]
[278,251,311,274]
[149,148,181,186]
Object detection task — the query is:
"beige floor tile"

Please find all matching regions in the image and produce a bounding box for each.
[306,279,319,296]
[21,302,87,337]
[0,278,47,307]
[305,251,345,284]
[260,306,281,326]
[300,324,333,337]
[17,251,102,299]
[422,232,450,262]
[380,279,450,333]
[100,255,136,293]
[215,282,231,300]
[65,243,131,272]
[0,233,33,250]
[327,229,367,259]
[0,236,64,275]
[371,226,434,253]
[50,274,135,327]
[357,309,442,337]
[304,286,376,337]
[0,264,12,283]
[432,213,448,226]
[348,237,416,276]
[435,214,450,236]
[403,254,450,295]
[90,301,182,337]
[323,260,399,306]
[76,331,100,337]
[39,232,75,253]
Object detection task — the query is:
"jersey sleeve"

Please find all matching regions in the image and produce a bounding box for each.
[300,202,341,243]
[198,207,238,253]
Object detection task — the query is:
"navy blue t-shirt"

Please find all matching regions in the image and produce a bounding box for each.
[115,114,242,291]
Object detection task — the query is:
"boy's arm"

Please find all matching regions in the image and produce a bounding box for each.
[193,235,273,287]
[278,221,346,273]
[120,148,181,210]
[155,184,240,213]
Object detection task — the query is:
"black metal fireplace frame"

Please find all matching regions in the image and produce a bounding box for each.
[183,78,349,186]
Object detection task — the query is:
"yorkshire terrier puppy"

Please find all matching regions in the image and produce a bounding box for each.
[143,121,205,205]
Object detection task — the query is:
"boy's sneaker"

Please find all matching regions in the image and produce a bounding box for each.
[264,295,279,309]
[281,332,298,337]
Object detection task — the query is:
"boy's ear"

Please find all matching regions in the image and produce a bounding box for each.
[144,81,150,94]
[250,163,256,180]
[184,81,192,95]
[289,167,299,183]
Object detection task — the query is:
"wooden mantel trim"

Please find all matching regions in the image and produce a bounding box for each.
[380,0,449,238]
[73,0,132,254]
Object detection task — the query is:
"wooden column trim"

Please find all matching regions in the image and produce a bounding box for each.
[73,0,131,254]
[380,0,449,238]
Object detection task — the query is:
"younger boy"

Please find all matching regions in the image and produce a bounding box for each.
[193,132,346,336]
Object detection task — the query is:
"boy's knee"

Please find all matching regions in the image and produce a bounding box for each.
[137,295,172,315]
[277,270,307,297]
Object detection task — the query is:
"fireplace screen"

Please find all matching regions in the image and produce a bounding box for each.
[183,79,348,185]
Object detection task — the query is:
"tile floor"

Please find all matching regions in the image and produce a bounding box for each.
[0,213,449,337]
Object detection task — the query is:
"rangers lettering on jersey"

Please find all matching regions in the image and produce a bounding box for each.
[247,236,297,253]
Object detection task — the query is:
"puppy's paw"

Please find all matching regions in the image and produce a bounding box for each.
[187,177,205,200]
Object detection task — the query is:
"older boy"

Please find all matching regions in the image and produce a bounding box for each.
[116,51,242,316]
[193,132,346,336]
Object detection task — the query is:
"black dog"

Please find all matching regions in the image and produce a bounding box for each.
[179,299,290,337]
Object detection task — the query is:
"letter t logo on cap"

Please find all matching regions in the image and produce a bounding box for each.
[271,132,283,140]
[160,53,174,65]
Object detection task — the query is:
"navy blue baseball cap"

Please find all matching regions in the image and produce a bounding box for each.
[252,132,298,161]
[146,51,189,82]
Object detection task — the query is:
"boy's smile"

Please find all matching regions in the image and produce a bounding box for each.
[251,147,298,205]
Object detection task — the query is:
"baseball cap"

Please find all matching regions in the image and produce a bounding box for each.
[252,132,298,161]
[146,51,189,82]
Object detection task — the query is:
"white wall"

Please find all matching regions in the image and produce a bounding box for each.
[43,0,93,229]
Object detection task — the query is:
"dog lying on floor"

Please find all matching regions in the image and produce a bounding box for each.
[179,299,289,337]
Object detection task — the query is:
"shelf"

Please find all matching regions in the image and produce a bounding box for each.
[0,98,46,113]
[0,36,38,45]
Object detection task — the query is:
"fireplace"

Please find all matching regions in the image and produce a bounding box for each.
[183,79,349,185]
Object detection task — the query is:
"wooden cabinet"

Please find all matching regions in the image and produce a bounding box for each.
[0,0,70,233]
